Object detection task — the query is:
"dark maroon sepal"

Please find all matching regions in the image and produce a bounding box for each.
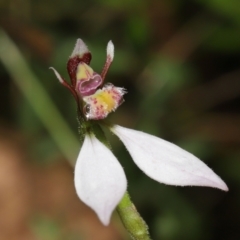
[67,52,92,87]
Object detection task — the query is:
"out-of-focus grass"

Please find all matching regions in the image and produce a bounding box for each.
[0,29,79,164]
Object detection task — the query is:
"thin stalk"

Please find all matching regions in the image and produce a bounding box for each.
[117,191,151,240]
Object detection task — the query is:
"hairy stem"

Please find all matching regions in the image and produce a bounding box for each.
[117,192,151,240]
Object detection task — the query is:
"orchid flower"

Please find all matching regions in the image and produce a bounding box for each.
[50,39,228,226]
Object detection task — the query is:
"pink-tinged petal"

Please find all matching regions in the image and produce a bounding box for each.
[79,73,103,96]
[111,125,228,191]
[74,134,127,225]
[75,62,103,96]
[83,84,126,120]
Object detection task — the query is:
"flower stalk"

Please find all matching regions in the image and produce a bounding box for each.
[117,192,151,240]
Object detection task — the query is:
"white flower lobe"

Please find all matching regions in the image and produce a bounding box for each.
[74,133,127,225]
[111,125,228,191]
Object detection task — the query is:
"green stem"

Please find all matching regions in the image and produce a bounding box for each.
[117,191,151,240]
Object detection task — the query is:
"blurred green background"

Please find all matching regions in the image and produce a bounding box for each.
[0,0,239,239]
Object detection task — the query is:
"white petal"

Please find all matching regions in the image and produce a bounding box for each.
[111,125,228,191]
[74,134,127,225]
